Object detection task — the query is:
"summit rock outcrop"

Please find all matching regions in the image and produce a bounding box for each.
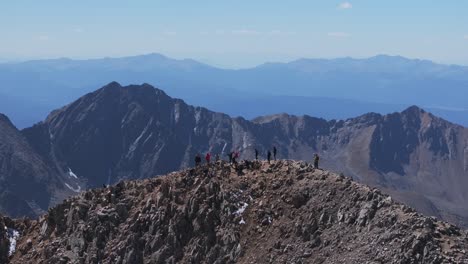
[2,161,468,263]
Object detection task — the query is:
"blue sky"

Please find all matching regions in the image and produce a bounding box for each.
[1,0,467,67]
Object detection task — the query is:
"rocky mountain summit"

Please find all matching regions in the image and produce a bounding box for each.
[2,161,468,263]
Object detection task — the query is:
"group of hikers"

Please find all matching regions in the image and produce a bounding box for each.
[194,146,320,169]
[258,146,277,164]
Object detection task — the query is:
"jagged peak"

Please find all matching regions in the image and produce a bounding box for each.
[97,82,169,100]
[102,81,123,89]
[348,111,383,124]
[402,105,426,115]
[0,113,10,123]
[95,82,123,96]
[398,105,456,127]
[251,113,328,123]
[251,113,303,124]
[140,82,162,93]
[0,113,15,129]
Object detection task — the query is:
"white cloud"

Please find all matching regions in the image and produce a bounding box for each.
[232,29,260,36]
[200,29,296,37]
[338,2,352,9]
[73,28,84,33]
[37,35,50,41]
[163,31,177,36]
[267,30,297,36]
[327,32,351,38]
[269,30,282,35]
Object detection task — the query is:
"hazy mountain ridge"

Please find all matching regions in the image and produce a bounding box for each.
[2,53,468,128]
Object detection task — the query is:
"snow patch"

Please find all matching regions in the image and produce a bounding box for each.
[221,142,227,155]
[195,109,202,124]
[142,132,154,145]
[68,168,78,179]
[65,183,81,193]
[129,118,153,152]
[48,127,54,140]
[242,132,248,150]
[6,228,20,256]
[239,218,246,225]
[174,104,180,123]
[106,169,112,186]
[234,202,248,216]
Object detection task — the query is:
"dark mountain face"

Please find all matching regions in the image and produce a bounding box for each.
[19,82,468,227]
[23,82,237,188]
[369,107,423,174]
[0,114,74,218]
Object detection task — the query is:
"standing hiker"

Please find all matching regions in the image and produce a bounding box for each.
[195,153,202,167]
[233,151,239,164]
[255,148,259,160]
[267,150,272,164]
[205,152,211,164]
[228,151,233,163]
[273,146,277,161]
[313,153,320,169]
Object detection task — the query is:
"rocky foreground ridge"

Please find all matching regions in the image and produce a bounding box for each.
[1,160,468,264]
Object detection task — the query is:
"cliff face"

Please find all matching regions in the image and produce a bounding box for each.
[0,114,75,218]
[249,107,468,227]
[3,161,468,264]
[19,82,468,227]
[365,107,468,226]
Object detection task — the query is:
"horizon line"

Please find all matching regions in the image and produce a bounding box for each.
[1,52,467,70]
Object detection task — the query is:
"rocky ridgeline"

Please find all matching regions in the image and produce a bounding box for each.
[1,160,468,263]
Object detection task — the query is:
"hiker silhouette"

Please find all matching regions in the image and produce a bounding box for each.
[313,153,320,169]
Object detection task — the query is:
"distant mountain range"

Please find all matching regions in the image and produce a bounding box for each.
[1,82,468,229]
[1,53,468,128]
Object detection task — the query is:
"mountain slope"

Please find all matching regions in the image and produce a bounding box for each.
[3,161,468,263]
[0,114,74,218]
[21,82,468,227]
[22,82,237,187]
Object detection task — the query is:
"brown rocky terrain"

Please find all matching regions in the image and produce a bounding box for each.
[1,160,468,263]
